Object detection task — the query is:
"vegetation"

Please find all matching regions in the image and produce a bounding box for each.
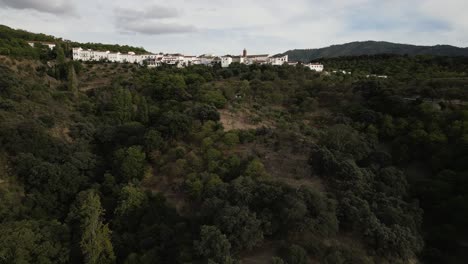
[0,29,467,264]
[0,24,148,60]
[283,40,468,62]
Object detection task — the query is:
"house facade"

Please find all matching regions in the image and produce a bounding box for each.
[220,49,290,68]
[28,41,56,50]
[305,63,324,72]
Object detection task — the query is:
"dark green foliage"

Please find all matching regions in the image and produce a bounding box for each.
[280,244,308,264]
[144,129,164,152]
[111,88,133,124]
[195,225,234,263]
[190,103,220,123]
[67,62,79,95]
[113,146,147,182]
[158,111,192,138]
[111,191,189,263]
[67,190,115,264]
[214,205,263,250]
[0,220,70,264]
[14,153,89,218]
[319,124,372,160]
[202,90,227,108]
[310,144,423,259]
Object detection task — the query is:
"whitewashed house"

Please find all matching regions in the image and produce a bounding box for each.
[269,54,289,66]
[28,41,56,50]
[305,63,324,72]
[71,47,312,71]
[220,49,290,67]
[221,56,233,68]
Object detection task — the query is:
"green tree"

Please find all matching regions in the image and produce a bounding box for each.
[0,220,70,264]
[215,205,263,250]
[112,88,133,124]
[56,45,65,64]
[144,129,164,152]
[134,95,149,124]
[282,244,308,264]
[223,132,240,147]
[320,124,371,160]
[191,103,220,123]
[202,90,227,109]
[243,158,268,178]
[114,146,147,182]
[114,185,148,216]
[67,63,78,96]
[68,190,115,264]
[195,225,233,264]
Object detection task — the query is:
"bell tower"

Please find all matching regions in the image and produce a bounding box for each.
[243,48,247,57]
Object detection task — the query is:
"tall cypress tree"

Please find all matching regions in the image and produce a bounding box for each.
[67,63,78,96]
[67,190,115,264]
[55,45,66,80]
[112,88,133,124]
[135,95,149,124]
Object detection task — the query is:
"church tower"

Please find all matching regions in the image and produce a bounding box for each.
[243,48,247,57]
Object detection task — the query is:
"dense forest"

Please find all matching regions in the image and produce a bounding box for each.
[283,41,468,62]
[1,30,468,263]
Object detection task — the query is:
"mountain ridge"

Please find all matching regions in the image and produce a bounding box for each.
[282,40,468,62]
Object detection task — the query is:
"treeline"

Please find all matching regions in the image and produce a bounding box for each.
[321,54,468,79]
[283,41,468,62]
[0,24,149,59]
[69,42,149,54]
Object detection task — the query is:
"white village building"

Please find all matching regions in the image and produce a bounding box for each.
[269,54,289,66]
[28,41,56,50]
[304,63,324,72]
[72,47,159,64]
[72,47,324,72]
[220,49,289,68]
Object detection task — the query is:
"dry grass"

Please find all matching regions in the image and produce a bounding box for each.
[78,63,138,91]
[219,109,273,131]
[49,125,73,143]
[239,241,279,264]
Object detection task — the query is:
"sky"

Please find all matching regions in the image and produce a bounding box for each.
[0,0,467,55]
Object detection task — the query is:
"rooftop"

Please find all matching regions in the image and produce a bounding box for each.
[246,54,269,58]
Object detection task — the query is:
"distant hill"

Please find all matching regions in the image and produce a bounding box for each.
[283,41,468,62]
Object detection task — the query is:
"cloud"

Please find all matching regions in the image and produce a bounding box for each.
[114,5,179,20]
[114,5,195,35]
[120,21,196,35]
[0,0,76,15]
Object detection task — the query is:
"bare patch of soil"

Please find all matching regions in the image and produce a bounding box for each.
[219,109,272,131]
[239,241,279,264]
[49,125,73,143]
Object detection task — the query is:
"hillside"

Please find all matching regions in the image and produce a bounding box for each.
[0,27,468,264]
[283,41,468,62]
[0,24,149,59]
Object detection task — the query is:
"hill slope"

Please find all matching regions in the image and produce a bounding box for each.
[0,24,149,59]
[284,41,468,62]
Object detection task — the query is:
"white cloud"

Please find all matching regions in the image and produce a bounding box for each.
[0,0,77,15]
[113,5,195,35]
[119,21,196,35]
